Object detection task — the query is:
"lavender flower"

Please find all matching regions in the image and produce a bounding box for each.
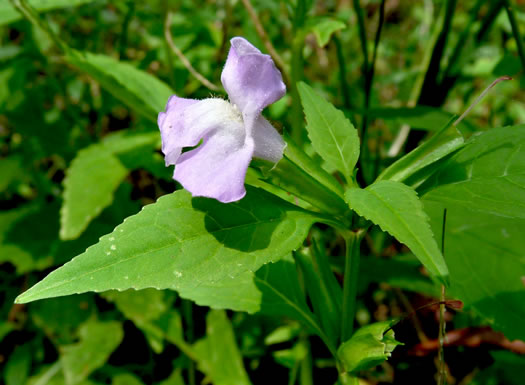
[158,37,286,203]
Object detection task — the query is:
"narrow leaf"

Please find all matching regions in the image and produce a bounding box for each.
[65,50,174,122]
[298,82,360,180]
[0,0,96,26]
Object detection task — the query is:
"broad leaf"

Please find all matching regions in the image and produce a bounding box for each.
[346,180,449,284]
[337,320,401,374]
[16,187,316,304]
[424,200,525,341]
[61,320,123,385]
[193,310,252,385]
[421,125,525,219]
[0,0,96,26]
[60,130,159,240]
[65,50,174,122]
[298,82,360,180]
[377,118,464,185]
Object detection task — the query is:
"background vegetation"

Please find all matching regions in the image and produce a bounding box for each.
[1,1,525,384]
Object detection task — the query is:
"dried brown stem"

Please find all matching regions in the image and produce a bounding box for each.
[164,12,220,91]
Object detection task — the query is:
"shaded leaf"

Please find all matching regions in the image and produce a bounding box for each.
[65,50,174,122]
[424,200,525,341]
[193,310,252,385]
[421,125,525,219]
[0,0,96,26]
[60,320,123,385]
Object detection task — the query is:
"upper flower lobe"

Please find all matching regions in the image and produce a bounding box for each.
[158,37,286,203]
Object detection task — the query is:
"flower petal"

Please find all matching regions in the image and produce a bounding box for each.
[159,97,244,166]
[173,128,254,203]
[252,116,286,163]
[158,95,198,166]
[221,37,286,116]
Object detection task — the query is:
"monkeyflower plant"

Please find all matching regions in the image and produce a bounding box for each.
[16,34,523,385]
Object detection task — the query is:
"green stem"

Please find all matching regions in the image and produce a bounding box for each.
[299,334,314,385]
[9,0,66,52]
[182,299,196,385]
[352,0,369,79]
[333,34,352,111]
[505,0,525,71]
[290,33,305,145]
[341,230,365,342]
[360,0,386,182]
[441,0,484,80]
[290,0,308,146]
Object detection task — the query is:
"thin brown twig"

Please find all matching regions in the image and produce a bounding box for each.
[240,0,290,87]
[164,12,220,91]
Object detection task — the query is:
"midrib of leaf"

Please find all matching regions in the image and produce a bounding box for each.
[21,212,309,299]
[366,187,441,274]
[305,90,350,175]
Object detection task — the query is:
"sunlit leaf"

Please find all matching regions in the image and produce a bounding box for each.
[298,82,360,180]
[16,187,316,304]
[346,180,449,284]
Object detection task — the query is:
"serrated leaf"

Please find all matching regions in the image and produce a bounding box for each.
[0,0,96,26]
[60,130,159,240]
[60,320,123,385]
[424,200,525,341]
[16,187,316,304]
[193,310,252,385]
[65,50,174,122]
[420,125,525,219]
[346,180,449,284]
[298,82,360,180]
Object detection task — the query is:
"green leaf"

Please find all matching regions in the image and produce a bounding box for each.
[337,320,402,374]
[65,50,174,122]
[60,130,160,240]
[193,310,252,385]
[4,344,31,385]
[420,125,525,219]
[295,251,342,347]
[298,82,360,180]
[112,374,144,385]
[0,0,96,26]
[16,187,316,304]
[424,200,525,341]
[361,106,476,133]
[61,320,123,385]
[377,118,464,185]
[307,17,346,47]
[60,144,127,240]
[346,180,449,284]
